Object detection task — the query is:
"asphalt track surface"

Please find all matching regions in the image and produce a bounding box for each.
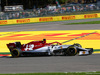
[0,54,100,73]
[0,18,100,73]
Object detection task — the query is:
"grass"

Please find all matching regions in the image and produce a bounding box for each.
[65,20,100,25]
[0,72,100,75]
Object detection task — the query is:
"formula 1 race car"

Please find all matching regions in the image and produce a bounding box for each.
[7,39,93,57]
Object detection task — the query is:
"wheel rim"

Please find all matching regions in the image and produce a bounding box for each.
[12,50,19,57]
[69,48,76,54]
[67,46,77,56]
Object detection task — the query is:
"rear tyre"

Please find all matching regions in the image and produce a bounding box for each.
[11,48,21,57]
[66,46,77,56]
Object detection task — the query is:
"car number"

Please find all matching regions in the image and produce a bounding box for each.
[25,44,34,51]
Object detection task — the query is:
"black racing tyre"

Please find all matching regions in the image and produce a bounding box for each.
[11,48,21,57]
[73,43,82,48]
[66,46,77,56]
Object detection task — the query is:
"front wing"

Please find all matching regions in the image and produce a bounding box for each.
[77,47,93,55]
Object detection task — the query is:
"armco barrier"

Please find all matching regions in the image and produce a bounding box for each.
[0,13,100,25]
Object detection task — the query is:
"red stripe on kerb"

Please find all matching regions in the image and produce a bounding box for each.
[0,54,10,56]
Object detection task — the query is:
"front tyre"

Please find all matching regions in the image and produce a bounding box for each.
[66,46,77,56]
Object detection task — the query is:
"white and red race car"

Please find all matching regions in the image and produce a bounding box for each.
[7,39,93,57]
